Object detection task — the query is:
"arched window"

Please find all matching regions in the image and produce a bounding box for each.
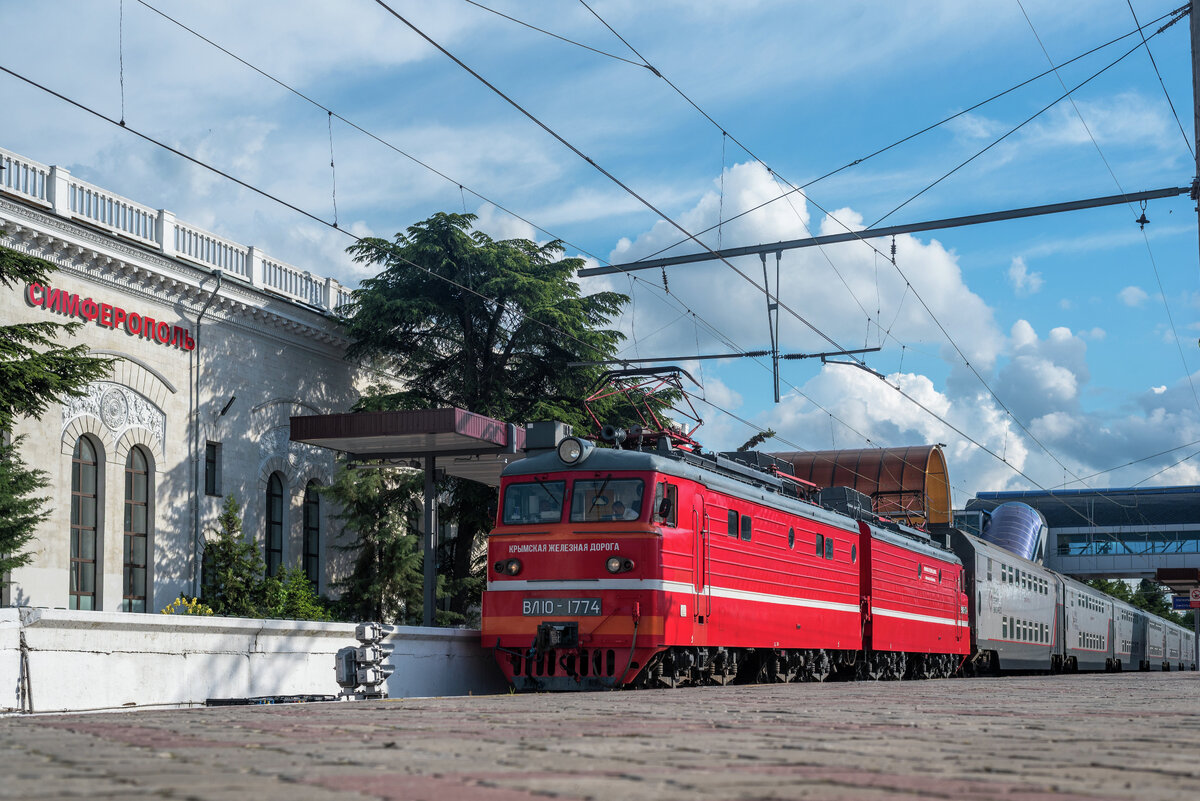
[70,437,100,610]
[265,473,284,577]
[303,481,320,587]
[123,446,151,612]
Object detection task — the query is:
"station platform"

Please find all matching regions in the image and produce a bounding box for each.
[2,672,1198,799]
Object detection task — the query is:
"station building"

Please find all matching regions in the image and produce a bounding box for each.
[0,145,376,612]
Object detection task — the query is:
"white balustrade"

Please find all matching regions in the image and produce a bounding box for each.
[66,175,159,247]
[173,221,250,279]
[0,145,354,314]
[263,257,325,307]
[0,147,50,206]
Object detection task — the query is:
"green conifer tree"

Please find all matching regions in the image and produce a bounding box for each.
[199,495,266,617]
[0,436,48,585]
[0,237,111,587]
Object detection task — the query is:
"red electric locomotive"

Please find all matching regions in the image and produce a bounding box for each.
[481,418,969,690]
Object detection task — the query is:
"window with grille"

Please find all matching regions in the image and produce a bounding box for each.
[122,446,151,612]
[70,437,100,610]
[303,481,320,586]
[266,473,284,577]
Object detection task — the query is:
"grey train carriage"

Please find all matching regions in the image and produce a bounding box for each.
[951,529,1197,673]
[951,530,1059,671]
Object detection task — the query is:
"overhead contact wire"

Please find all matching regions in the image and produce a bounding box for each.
[132,0,607,265]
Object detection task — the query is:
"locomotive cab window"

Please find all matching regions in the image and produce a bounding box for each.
[570,478,645,522]
[824,538,834,560]
[728,510,739,537]
[815,532,825,556]
[502,480,565,525]
[652,481,678,526]
[740,515,752,542]
[788,527,795,549]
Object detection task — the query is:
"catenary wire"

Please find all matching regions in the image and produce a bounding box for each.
[577,0,1188,490]
[0,65,1032,516]
[1127,0,1195,158]
[570,3,1200,508]
[369,0,853,358]
[1016,2,1200,419]
[461,0,648,68]
[131,0,609,265]
[866,21,1179,229]
[0,57,889,492]
[623,5,1185,265]
[2,23,1167,509]
[1047,436,1200,488]
[579,0,1158,489]
[0,64,633,370]
[368,0,1189,499]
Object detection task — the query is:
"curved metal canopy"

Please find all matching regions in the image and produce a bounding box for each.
[772,445,951,527]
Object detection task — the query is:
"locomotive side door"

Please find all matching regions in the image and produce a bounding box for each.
[693,492,708,623]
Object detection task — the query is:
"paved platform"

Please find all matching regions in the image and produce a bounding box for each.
[1,672,1198,800]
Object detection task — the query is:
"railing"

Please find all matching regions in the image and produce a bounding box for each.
[263,257,324,307]
[68,176,159,248]
[0,148,49,206]
[0,145,350,314]
[173,220,250,280]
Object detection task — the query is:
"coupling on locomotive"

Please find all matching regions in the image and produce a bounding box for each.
[480,376,1197,691]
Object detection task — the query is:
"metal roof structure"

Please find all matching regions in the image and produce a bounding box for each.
[290,407,526,627]
[290,407,525,487]
[773,445,951,527]
[967,487,1200,586]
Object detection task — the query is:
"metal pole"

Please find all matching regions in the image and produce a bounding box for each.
[580,186,1191,276]
[423,455,437,627]
[1191,0,1200,267]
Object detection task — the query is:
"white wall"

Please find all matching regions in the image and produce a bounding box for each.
[0,608,509,714]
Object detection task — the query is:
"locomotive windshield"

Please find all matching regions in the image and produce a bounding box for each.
[502,480,565,525]
[570,478,645,522]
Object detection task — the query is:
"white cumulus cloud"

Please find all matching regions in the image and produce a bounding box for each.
[1119,286,1148,307]
[1007,256,1043,296]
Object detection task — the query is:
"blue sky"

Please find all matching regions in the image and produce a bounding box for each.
[3,0,1199,504]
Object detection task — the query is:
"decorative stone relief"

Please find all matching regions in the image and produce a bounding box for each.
[62,381,166,449]
[259,424,331,478]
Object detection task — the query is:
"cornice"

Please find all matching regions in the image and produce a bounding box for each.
[0,195,350,352]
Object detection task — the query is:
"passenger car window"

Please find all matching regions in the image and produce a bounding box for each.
[502,480,566,525]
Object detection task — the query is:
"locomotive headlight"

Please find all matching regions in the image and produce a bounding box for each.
[503,558,523,576]
[606,556,634,574]
[557,436,592,465]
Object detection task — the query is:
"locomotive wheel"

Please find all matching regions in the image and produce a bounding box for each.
[706,649,737,685]
[866,652,886,681]
[809,650,831,682]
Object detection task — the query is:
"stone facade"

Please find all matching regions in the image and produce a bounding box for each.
[0,159,375,613]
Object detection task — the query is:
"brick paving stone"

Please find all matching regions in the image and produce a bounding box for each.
[0,673,1198,800]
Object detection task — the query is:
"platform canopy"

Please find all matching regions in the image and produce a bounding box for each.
[289,407,525,487]
[772,444,951,527]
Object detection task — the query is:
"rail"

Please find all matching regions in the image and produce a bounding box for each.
[0,145,351,313]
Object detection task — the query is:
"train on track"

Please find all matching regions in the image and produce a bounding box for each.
[481,411,1197,691]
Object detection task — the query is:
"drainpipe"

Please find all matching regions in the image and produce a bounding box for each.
[191,269,224,597]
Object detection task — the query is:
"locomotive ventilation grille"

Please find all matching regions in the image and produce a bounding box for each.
[510,648,618,678]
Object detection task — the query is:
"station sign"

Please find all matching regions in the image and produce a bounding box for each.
[1172,595,1200,610]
